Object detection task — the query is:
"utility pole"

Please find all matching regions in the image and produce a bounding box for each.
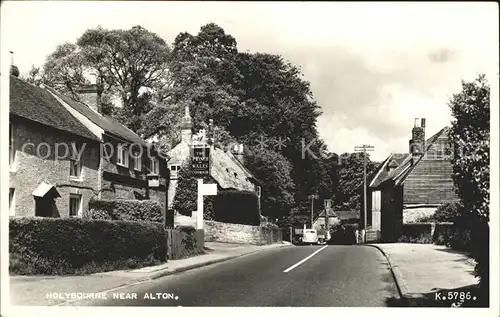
[308,194,318,229]
[354,144,374,243]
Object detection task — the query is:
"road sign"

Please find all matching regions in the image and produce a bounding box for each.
[191,146,210,176]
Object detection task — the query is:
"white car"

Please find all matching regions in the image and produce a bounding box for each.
[302,229,319,245]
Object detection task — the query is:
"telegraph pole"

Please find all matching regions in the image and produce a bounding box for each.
[308,194,318,229]
[354,144,374,243]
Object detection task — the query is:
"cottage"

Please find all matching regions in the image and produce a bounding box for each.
[9,73,100,217]
[312,210,360,231]
[166,106,261,221]
[365,118,459,242]
[8,68,168,219]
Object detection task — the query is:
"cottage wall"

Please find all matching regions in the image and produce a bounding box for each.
[99,135,168,213]
[9,118,100,217]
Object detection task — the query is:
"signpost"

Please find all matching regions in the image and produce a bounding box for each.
[191,145,216,229]
[354,144,375,243]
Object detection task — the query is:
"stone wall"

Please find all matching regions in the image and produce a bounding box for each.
[403,206,438,223]
[9,119,100,217]
[204,220,281,245]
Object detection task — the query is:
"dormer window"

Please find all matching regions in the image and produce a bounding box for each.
[387,159,399,173]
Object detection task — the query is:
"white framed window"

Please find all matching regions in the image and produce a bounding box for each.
[134,154,142,171]
[9,123,16,170]
[69,194,82,217]
[9,188,15,216]
[117,144,129,167]
[150,157,159,175]
[69,143,82,179]
[372,190,381,212]
[169,164,180,172]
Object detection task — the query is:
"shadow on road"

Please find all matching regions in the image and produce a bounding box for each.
[385,284,488,307]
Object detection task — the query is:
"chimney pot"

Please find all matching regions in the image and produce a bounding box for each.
[421,118,426,128]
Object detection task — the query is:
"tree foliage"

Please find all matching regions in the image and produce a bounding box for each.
[243,146,295,221]
[334,152,378,211]
[448,74,490,296]
[172,163,215,220]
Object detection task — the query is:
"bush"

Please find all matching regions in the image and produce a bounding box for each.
[213,190,260,225]
[168,226,205,260]
[402,223,432,240]
[84,199,163,223]
[432,222,454,245]
[172,163,215,220]
[398,235,433,244]
[9,217,167,275]
[418,203,461,223]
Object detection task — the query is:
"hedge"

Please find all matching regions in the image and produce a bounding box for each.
[401,223,433,240]
[9,217,167,275]
[84,199,163,223]
[214,190,260,225]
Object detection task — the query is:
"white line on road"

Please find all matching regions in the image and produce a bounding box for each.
[283,245,328,273]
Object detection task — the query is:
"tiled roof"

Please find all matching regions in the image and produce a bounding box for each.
[210,147,255,191]
[369,153,410,187]
[45,86,147,146]
[396,127,450,186]
[369,127,449,188]
[9,76,99,141]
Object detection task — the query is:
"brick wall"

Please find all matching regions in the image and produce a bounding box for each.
[205,220,281,245]
[9,119,100,217]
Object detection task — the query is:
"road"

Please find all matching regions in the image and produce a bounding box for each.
[76,245,400,307]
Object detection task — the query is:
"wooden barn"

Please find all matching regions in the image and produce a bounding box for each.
[364,118,460,242]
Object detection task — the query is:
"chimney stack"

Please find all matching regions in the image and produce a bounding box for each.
[180,105,193,143]
[74,74,102,113]
[409,117,426,155]
[231,143,245,165]
[9,51,19,77]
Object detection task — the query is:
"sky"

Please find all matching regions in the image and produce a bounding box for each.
[1,1,498,161]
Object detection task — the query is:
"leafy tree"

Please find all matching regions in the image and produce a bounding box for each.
[21,65,44,86]
[243,146,295,221]
[41,26,171,131]
[168,23,241,131]
[334,152,378,211]
[76,25,171,128]
[43,43,89,98]
[448,74,490,302]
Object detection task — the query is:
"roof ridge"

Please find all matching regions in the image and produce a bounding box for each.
[44,85,106,119]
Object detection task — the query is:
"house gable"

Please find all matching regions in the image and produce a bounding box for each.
[401,127,458,205]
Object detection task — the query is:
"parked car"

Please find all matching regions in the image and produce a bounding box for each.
[302,229,319,245]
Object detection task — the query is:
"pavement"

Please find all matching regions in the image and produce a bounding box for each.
[58,245,399,307]
[9,241,291,306]
[366,243,480,307]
